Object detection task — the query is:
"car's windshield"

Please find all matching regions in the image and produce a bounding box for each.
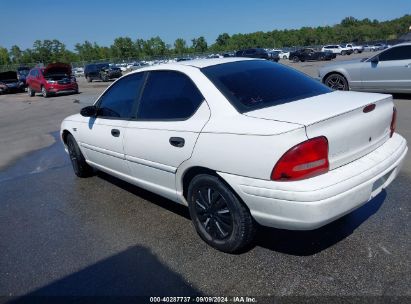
[97,63,109,69]
[17,69,30,76]
[201,60,331,113]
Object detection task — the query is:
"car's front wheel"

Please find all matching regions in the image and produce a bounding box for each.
[188,174,256,253]
[324,73,349,91]
[41,86,49,98]
[66,133,94,178]
[28,86,35,97]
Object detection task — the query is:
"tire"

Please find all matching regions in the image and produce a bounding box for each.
[41,86,49,98]
[341,50,347,55]
[187,174,256,253]
[101,74,109,82]
[86,76,92,83]
[66,133,94,178]
[324,73,349,91]
[319,55,325,61]
[354,49,359,54]
[292,56,299,62]
[28,86,35,97]
[282,55,287,59]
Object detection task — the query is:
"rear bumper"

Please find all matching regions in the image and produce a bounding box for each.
[218,133,407,230]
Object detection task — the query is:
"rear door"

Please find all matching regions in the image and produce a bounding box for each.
[78,73,144,175]
[124,70,210,201]
[361,45,411,93]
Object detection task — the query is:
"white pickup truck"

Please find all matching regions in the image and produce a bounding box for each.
[322,44,353,55]
[343,43,364,54]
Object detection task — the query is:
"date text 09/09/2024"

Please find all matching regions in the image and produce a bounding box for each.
[149,296,257,303]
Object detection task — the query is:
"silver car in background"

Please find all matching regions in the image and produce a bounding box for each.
[319,43,411,93]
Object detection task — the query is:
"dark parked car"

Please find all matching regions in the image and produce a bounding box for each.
[84,63,122,82]
[0,71,25,94]
[26,63,78,98]
[289,48,335,62]
[235,48,269,60]
[17,66,31,88]
[268,51,280,62]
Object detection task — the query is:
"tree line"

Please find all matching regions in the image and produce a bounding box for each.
[1,14,410,67]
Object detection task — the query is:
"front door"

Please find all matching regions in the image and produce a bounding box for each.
[78,73,145,176]
[361,45,411,93]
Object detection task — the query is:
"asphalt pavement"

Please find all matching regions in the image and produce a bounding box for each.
[0,54,410,301]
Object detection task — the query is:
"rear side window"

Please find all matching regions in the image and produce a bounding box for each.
[379,46,411,61]
[97,73,144,119]
[202,60,331,113]
[137,71,204,120]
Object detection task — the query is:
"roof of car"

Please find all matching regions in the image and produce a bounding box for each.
[175,57,258,68]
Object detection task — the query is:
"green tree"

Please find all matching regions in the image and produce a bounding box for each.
[9,45,23,64]
[111,37,136,59]
[174,38,187,55]
[0,47,11,65]
[215,33,230,50]
[191,36,208,53]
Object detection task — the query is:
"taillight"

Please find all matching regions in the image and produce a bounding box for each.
[271,136,329,181]
[390,107,397,137]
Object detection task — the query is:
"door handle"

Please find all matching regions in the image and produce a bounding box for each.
[169,137,185,147]
[111,129,120,137]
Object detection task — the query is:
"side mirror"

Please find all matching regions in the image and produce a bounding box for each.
[370,56,379,64]
[80,106,97,117]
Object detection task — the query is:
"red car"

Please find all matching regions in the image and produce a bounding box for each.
[26,63,78,98]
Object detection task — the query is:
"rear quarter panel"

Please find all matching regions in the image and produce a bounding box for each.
[176,127,308,193]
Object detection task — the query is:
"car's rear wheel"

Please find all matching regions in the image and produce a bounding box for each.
[28,86,35,97]
[66,133,94,178]
[188,174,256,253]
[319,55,325,61]
[292,56,299,62]
[324,73,349,91]
[354,49,359,54]
[283,55,287,59]
[41,86,49,98]
[86,76,92,83]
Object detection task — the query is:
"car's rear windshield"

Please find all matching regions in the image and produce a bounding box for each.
[201,60,331,113]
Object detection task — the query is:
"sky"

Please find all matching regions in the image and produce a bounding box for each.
[0,0,410,50]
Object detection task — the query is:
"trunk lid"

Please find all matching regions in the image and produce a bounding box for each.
[245,91,394,169]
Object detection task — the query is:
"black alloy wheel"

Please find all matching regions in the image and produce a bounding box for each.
[188,174,255,253]
[66,134,93,177]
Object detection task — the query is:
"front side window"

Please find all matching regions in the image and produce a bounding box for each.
[137,71,204,120]
[97,73,144,119]
[202,60,331,113]
[378,46,411,61]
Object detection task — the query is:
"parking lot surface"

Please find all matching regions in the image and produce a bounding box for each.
[0,54,410,300]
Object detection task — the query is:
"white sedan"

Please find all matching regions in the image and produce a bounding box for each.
[61,58,407,253]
